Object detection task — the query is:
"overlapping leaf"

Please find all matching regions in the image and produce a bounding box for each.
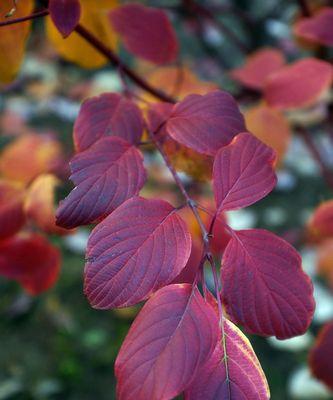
[231,48,285,90]
[221,229,315,339]
[185,318,270,399]
[46,0,118,68]
[294,7,333,47]
[213,133,276,213]
[74,93,143,152]
[0,0,33,84]
[166,91,246,156]
[244,104,291,165]
[309,321,333,390]
[56,137,146,229]
[264,58,333,110]
[115,284,218,400]
[109,4,178,64]
[49,0,81,37]
[0,233,61,295]
[84,197,191,308]
[0,180,26,241]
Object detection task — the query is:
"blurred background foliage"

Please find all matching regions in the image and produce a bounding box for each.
[1,0,333,399]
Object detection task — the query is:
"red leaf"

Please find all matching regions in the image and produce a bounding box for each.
[221,229,315,339]
[56,137,146,229]
[309,321,333,390]
[109,4,178,64]
[230,47,285,90]
[0,233,61,295]
[185,318,270,400]
[307,199,333,241]
[213,133,276,213]
[264,58,333,110]
[172,239,202,284]
[146,102,174,136]
[74,93,144,152]
[115,284,218,400]
[84,197,192,308]
[294,7,333,47]
[49,0,81,38]
[0,180,26,241]
[166,91,246,156]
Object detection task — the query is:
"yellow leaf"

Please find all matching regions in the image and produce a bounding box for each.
[0,0,33,84]
[46,0,118,68]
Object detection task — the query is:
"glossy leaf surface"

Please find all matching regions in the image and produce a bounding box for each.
[84,197,191,308]
[231,48,285,90]
[309,321,333,390]
[264,58,333,110]
[56,137,146,229]
[109,4,178,64]
[166,91,246,155]
[0,233,61,295]
[294,7,333,47]
[49,0,81,37]
[185,318,270,400]
[213,133,276,213]
[221,229,315,339]
[115,284,218,400]
[74,93,143,152]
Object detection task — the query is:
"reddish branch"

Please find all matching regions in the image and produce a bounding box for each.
[0,9,48,26]
[297,0,311,17]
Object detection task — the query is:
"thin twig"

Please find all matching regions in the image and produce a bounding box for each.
[0,9,48,26]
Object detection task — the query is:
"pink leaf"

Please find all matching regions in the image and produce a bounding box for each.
[109,4,178,64]
[84,197,192,308]
[115,284,218,400]
[221,229,315,339]
[185,318,270,400]
[166,91,246,156]
[294,7,333,47]
[56,137,146,229]
[49,0,81,38]
[74,93,144,152]
[213,132,276,213]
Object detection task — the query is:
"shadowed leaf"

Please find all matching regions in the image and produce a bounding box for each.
[49,0,81,37]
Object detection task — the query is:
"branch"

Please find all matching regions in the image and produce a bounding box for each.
[296,0,311,17]
[296,127,333,190]
[0,9,48,27]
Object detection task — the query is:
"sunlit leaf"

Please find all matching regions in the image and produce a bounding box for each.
[115,284,218,400]
[46,0,118,68]
[221,229,315,339]
[84,197,192,308]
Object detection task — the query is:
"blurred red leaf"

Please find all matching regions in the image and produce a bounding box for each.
[166,91,246,156]
[309,321,333,390]
[307,199,333,241]
[294,7,333,47]
[84,197,192,308]
[0,233,61,295]
[221,229,315,339]
[213,133,276,213]
[231,48,285,91]
[264,58,333,110]
[74,93,144,152]
[0,180,26,241]
[56,137,146,229]
[185,318,270,399]
[115,284,218,400]
[109,4,178,64]
[49,0,81,38]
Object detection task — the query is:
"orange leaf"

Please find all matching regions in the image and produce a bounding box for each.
[0,233,61,295]
[0,180,26,241]
[0,134,63,185]
[244,104,291,165]
[308,200,333,242]
[0,0,33,84]
[230,48,285,91]
[264,58,333,110]
[317,238,333,281]
[25,174,70,235]
[46,0,118,68]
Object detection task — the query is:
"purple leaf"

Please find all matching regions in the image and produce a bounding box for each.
[49,0,81,38]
